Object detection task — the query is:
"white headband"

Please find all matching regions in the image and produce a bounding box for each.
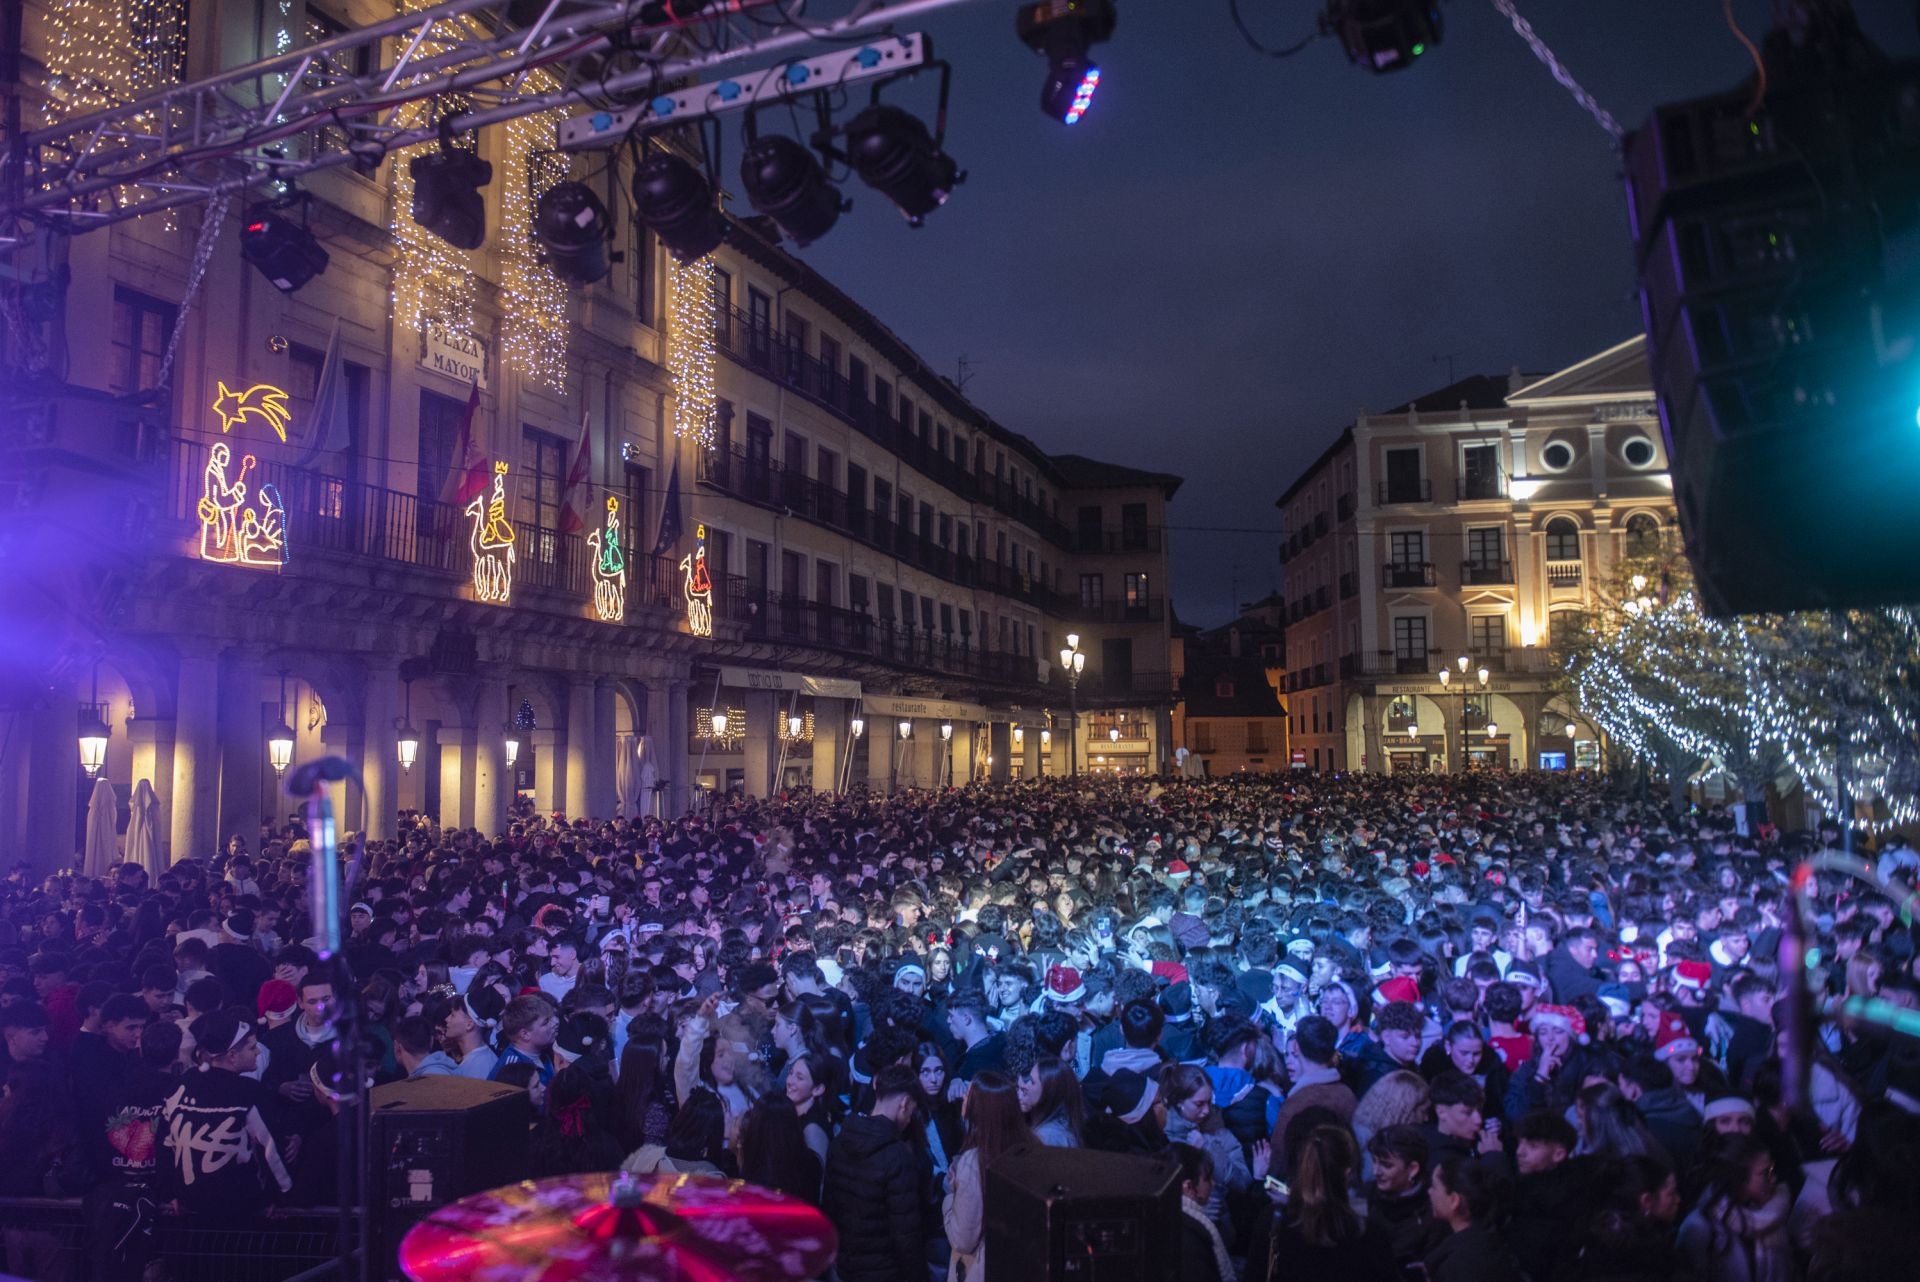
[1119,1077,1159,1126]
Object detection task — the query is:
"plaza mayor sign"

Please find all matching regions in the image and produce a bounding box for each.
[421,318,489,389]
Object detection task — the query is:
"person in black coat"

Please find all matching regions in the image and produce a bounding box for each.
[822,1064,926,1282]
[1424,1156,1522,1282]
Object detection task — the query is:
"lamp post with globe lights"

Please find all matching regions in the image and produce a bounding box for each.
[1058,633,1087,775]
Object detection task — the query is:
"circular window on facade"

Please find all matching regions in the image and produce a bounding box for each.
[1620,435,1657,469]
[1540,440,1575,472]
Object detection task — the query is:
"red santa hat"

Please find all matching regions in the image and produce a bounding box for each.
[1166,859,1191,877]
[1374,977,1422,1007]
[1530,1004,1589,1044]
[1671,960,1712,992]
[1045,964,1087,1004]
[1652,1010,1701,1061]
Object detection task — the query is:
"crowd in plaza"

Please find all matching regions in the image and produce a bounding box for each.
[2,769,1919,1282]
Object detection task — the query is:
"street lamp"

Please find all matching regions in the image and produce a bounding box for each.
[1564,721,1578,739]
[1109,725,1121,743]
[898,719,913,739]
[267,671,295,778]
[1456,654,1471,674]
[710,711,730,740]
[397,677,420,774]
[940,721,954,741]
[1058,633,1087,775]
[504,731,520,770]
[77,708,110,780]
[788,713,804,739]
[1013,725,1024,749]
[850,715,866,739]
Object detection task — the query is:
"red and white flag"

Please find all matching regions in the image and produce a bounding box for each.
[438,382,488,508]
[558,410,593,534]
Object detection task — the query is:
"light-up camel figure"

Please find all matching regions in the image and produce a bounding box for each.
[465,461,516,603]
[680,522,714,637]
[587,495,627,623]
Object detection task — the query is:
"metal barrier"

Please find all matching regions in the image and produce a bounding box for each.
[0,1196,345,1282]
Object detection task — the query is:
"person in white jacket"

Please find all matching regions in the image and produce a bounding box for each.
[943,1070,1035,1282]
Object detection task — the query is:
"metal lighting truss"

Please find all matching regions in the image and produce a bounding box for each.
[0,0,978,238]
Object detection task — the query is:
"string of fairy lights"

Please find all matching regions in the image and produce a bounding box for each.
[1572,564,1920,827]
[667,255,719,449]
[390,0,480,340]
[42,0,185,227]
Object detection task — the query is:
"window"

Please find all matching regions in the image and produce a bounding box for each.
[1540,439,1575,472]
[1624,510,1663,555]
[523,428,566,531]
[286,343,327,434]
[956,524,969,559]
[111,287,177,395]
[849,574,869,614]
[1079,574,1104,607]
[1214,677,1235,699]
[819,334,841,378]
[784,431,807,474]
[1470,615,1506,656]
[921,597,935,632]
[1383,447,1423,503]
[1545,516,1581,561]
[1389,531,1426,567]
[1247,722,1269,753]
[1124,573,1150,607]
[1466,527,1504,568]
[815,560,837,608]
[936,424,949,456]
[938,514,952,547]
[1121,503,1149,549]
[847,356,868,405]
[918,501,933,542]
[1393,616,1429,661]
[1549,609,1586,649]
[1461,442,1502,499]
[816,448,838,493]
[939,603,953,635]
[1190,723,1216,753]
[747,288,772,359]
[1621,434,1657,468]
[897,491,913,533]
[711,268,732,340]
[1077,505,1103,550]
[874,379,892,424]
[417,390,468,501]
[623,463,651,557]
[877,584,896,622]
[785,315,809,371]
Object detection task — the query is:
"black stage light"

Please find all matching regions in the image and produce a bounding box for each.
[844,106,963,227]
[240,204,329,293]
[409,147,494,249]
[1330,0,1442,74]
[631,152,727,262]
[740,135,847,246]
[1017,0,1116,125]
[534,181,613,284]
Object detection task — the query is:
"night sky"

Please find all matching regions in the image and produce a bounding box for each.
[792,1,1920,626]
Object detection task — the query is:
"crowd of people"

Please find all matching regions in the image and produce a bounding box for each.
[2,770,1919,1282]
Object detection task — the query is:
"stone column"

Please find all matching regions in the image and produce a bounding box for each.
[1361,694,1385,775]
[869,719,897,793]
[565,680,594,820]
[471,676,508,837]
[320,717,359,832]
[360,659,399,841]
[436,723,466,829]
[532,728,566,816]
[1023,727,1042,778]
[172,650,220,862]
[811,697,845,793]
[742,689,776,798]
[589,680,619,819]
[216,651,265,848]
[665,681,691,816]
[26,694,81,870]
[988,723,1011,782]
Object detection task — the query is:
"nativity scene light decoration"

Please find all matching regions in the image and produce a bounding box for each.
[588,495,627,623]
[681,522,714,638]
[467,460,516,604]
[196,379,291,569]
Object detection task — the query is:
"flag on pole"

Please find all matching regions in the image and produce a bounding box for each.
[292,317,353,467]
[653,459,684,556]
[558,410,593,534]
[437,382,488,508]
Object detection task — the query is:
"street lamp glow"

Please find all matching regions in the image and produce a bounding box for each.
[710,711,730,738]
[1456,655,1470,673]
[1437,668,1451,688]
[504,734,520,769]
[1013,726,1024,748]
[77,708,110,779]
[1041,728,1052,749]
[1476,666,1490,686]
[850,715,866,739]
[1109,726,1121,742]
[788,713,804,738]
[268,721,295,777]
[1565,721,1578,738]
[1485,721,1499,736]
[1065,632,1080,651]
[898,719,914,739]
[940,721,954,741]
[397,724,421,773]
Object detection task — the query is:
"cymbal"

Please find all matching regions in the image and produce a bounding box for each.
[399,1171,837,1282]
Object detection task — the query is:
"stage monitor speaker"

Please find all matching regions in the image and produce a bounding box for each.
[983,1143,1180,1282]
[367,1075,532,1281]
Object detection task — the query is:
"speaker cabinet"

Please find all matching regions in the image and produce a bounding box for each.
[983,1144,1180,1282]
[368,1075,531,1281]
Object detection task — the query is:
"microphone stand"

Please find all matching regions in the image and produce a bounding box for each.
[294,759,371,1282]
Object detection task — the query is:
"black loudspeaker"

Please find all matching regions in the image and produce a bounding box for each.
[1622,22,1920,615]
[367,1075,532,1281]
[983,1144,1180,1282]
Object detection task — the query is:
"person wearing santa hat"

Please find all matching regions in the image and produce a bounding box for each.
[1505,1004,1586,1120]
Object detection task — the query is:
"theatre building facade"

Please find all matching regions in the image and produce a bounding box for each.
[0,39,1178,866]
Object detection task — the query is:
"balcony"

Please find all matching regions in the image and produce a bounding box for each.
[1546,559,1583,588]
[746,592,1038,686]
[1461,559,1515,586]
[1336,492,1357,521]
[166,438,703,617]
[1064,596,1166,625]
[1074,526,1164,554]
[1377,479,1431,505]
[1338,571,1358,599]
[1382,562,1436,588]
[1469,650,1509,673]
[1457,472,1509,501]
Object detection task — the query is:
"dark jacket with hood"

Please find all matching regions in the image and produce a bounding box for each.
[1425,1223,1524,1282]
[822,1113,926,1282]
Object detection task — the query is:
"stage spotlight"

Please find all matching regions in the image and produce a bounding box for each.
[740,135,847,246]
[631,151,727,262]
[844,105,963,227]
[408,147,493,250]
[1330,0,1442,74]
[1017,0,1116,125]
[534,181,612,284]
[240,204,329,293]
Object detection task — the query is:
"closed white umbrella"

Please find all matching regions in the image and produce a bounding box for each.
[637,734,660,817]
[615,733,637,818]
[83,776,119,877]
[126,778,163,878]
